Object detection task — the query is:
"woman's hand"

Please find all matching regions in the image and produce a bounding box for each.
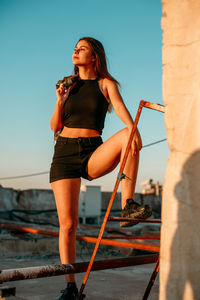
[50,84,68,133]
[56,84,69,107]
[131,128,142,156]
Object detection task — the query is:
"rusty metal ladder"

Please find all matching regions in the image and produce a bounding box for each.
[78,100,165,300]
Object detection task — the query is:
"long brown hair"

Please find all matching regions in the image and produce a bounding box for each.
[73,37,119,112]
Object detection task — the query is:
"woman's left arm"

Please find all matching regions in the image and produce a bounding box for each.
[105,79,142,154]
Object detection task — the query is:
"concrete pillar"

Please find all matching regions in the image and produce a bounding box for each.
[160,1,200,299]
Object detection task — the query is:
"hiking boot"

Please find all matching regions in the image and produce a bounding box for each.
[59,282,78,300]
[120,198,152,227]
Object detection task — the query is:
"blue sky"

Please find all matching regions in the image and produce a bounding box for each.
[0,0,168,192]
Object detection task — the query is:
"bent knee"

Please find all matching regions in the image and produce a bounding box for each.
[120,127,130,141]
[59,219,78,234]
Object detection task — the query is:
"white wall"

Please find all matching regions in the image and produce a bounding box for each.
[160,1,200,299]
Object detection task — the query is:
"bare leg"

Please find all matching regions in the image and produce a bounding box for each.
[88,128,139,209]
[120,147,139,208]
[51,178,81,284]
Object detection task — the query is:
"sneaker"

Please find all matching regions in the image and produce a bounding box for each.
[59,282,78,300]
[120,199,152,227]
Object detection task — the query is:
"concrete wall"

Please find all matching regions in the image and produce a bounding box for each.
[0,186,161,216]
[160,1,200,299]
[0,186,56,211]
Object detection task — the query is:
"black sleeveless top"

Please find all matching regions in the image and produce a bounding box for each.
[63,79,109,135]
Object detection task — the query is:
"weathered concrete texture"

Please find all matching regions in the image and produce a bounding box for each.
[0,234,59,258]
[160,1,200,299]
[0,186,56,211]
[0,257,159,300]
[17,190,56,211]
[0,187,19,211]
[0,186,161,218]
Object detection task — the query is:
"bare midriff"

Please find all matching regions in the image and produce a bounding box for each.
[59,126,100,138]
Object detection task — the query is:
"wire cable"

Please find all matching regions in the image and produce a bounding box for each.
[142,138,166,148]
[0,171,49,180]
[0,138,166,180]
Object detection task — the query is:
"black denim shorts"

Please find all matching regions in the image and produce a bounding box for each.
[49,136,103,183]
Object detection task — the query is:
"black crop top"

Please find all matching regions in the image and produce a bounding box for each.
[63,79,109,135]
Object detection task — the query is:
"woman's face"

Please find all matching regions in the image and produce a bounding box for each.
[72,40,95,67]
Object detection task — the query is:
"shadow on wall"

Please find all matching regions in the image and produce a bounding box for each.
[166,150,200,299]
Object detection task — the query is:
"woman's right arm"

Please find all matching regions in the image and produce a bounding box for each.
[50,102,64,133]
[50,85,67,133]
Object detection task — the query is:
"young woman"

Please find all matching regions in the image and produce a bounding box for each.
[50,37,151,300]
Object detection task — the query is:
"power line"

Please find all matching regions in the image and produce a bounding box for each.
[0,171,49,180]
[142,138,166,148]
[0,138,166,180]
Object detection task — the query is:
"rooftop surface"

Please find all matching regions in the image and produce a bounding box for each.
[0,255,159,300]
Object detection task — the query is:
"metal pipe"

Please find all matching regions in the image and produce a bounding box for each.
[78,101,146,298]
[0,222,160,240]
[0,254,159,283]
[108,217,161,223]
[0,222,160,252]
[78,100,165,298]
[0,223,58,237]
[99,236,160,240]
[140,100,165,113]
[142,257,160,300]
[78,236,160,252]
